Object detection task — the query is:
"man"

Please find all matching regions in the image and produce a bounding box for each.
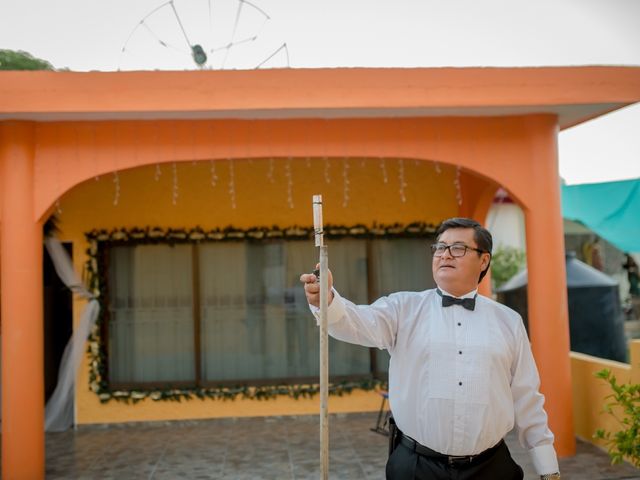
[300,218,561,480]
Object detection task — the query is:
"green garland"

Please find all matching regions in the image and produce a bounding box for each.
[85,222,437,404]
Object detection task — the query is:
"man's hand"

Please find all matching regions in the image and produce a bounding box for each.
[300,264,334,308]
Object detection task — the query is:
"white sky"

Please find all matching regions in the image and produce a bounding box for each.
[1,0,639,185]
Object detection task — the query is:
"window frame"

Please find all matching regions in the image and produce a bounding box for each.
[88,224,437,400]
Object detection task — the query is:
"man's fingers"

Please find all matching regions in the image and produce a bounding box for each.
[300,266,334,308]
[299,273,318,283]
[305,283,320,294]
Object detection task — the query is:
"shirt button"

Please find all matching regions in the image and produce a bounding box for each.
[458,381,462,386]
[458,351,462,355]
[457,322,461,326]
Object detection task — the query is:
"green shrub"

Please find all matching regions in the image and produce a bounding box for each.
[490,246,526,290]
[594,369,640,468]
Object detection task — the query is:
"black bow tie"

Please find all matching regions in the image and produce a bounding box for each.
[436,289,476,311]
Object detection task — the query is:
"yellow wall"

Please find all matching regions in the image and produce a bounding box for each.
[59,157,457,232]
[571,340,640,447]
[57,157,458,425]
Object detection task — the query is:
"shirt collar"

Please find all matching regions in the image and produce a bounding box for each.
[437,287,478,300]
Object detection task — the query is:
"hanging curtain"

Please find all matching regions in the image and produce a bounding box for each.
[44,237,100,432]
[108,244,195,383]
[198,239,372,382]
[321,239,371,376]
[199,242,250,381]
[369,237,435,373]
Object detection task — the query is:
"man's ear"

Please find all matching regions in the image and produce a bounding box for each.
[481,253,491,270]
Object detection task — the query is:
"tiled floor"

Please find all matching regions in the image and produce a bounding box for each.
[22,412,640,479]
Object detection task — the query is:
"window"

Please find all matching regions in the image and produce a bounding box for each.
[108,244,195,385]
[104,236,435,389]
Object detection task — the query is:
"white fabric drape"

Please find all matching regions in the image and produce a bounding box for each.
[368,237,436,373]
[198,239,373,381]
[109,244,194,383]
[200,242,250,380]
[322,239,371,376]
[44,237,100,432]
[369,238,435,296]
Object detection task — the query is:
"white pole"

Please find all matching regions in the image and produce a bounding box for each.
[313,194,329,480]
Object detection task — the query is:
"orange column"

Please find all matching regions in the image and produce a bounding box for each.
[458,171,497,297]
[0,122,45,479]
[522,116,575,457]
[473,191,496,298]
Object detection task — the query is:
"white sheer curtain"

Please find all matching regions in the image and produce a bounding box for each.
[323,239,371,376]
[198,239,372,382]
[44,237,100,432]
[104,237,433,389]
[369,238,435,296]
[108,244,195,383]
[199,242,251,381]
[369,237,436,373]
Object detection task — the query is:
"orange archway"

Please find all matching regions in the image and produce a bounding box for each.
[2,67,640,479]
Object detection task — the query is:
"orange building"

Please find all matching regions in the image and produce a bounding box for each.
[1,67,640,479]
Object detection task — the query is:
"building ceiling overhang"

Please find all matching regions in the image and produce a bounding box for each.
[1,66,639,130]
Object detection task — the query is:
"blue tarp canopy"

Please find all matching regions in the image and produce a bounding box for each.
[561,178,640,253]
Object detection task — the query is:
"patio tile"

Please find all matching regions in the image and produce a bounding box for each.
[2,411,636,479]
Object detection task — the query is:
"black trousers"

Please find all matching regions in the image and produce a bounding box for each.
[386,440,524,480]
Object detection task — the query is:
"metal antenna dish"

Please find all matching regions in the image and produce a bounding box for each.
[191,45,207,66]
[119,0,290,70]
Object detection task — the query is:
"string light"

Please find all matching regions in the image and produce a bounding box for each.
[434,126,442,174]
[228,159,237,209]
[210,160,218,187]
[172,162,178,206]
[398,160,407,203]
[380,158,388,184]
[455,165,463,206]
[285,157,294,209]
[91,125,100,181]
[113,171,121,206]
[267,157,275,183]
[324,157,331,184]
[342,158,350,208]
[306,156,311,168]
[55,200,63,215]
[154,163,162,181]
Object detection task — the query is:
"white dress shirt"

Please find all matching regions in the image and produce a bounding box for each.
[311,287,559,475]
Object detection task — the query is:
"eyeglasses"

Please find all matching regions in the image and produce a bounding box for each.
[430,243,487,258]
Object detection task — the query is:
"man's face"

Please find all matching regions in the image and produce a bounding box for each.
[432,227,490,296]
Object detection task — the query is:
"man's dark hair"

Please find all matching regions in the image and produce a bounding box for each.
[436,217,493,283]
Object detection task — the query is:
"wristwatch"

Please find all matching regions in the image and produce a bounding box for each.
[540,474,561,480]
